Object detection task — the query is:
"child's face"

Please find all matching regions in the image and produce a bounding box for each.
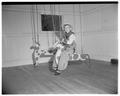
[64,25,71,33]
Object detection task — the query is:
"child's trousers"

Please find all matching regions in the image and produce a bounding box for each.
[52,47,73,71]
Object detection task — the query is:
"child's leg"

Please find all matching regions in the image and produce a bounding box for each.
[52,57,57,70]
[54,50,69,75]
[55,49,62,64]
[57,51,69,71]
[52,49,62,70]
[58,48,73,70]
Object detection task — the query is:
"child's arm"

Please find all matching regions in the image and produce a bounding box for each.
[62,34,76,47]
[66,34,76,45]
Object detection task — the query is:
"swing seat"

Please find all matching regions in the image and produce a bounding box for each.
[69,53,91,67]
[32,43,90,67]
[69,53,90,61]
[32,47,53,66]
[40,53,53,57]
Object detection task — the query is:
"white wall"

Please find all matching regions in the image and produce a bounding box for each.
[2,5,33,67]
[82,4,118,61]
[2,4,118,67]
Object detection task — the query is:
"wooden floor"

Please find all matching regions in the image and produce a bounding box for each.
[2,60,118,94]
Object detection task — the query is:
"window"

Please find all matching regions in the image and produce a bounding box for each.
[41,14,62,31]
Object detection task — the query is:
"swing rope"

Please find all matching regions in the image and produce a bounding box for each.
[73,4,76,33]
[53,4,56,42]
[58,4,62,40]
[79,4,83,54]
[33,5,37,43]
[36,4,39,44]
[32,5,37,45]
[50,4,56,45]
[30,5,35,46]
[44,5,50,48]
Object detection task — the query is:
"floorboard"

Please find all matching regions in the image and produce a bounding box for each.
[2,60,118,94]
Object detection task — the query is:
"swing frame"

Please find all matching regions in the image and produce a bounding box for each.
[30,4,91,67]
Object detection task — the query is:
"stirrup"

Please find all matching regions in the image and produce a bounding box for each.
[52,67,58,70]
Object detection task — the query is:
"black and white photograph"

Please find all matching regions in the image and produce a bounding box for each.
[2,1,118,94]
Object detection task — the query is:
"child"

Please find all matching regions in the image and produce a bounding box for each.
[52,24,76,75]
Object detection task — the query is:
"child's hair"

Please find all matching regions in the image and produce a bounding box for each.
[63,24,72,30]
